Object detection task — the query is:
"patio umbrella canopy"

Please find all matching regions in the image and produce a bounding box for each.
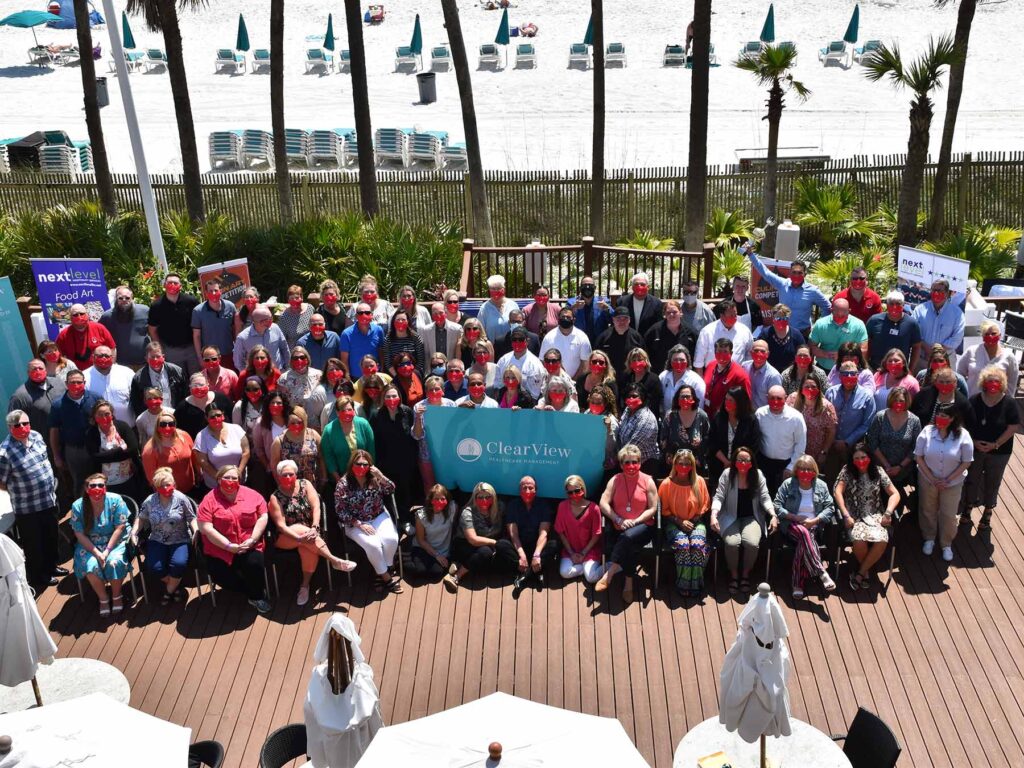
[583,13,593,46]
[0,10,63,46]
[324,13,335,51]
[409,13,422,56]
[843,4,860,44]
[0,536,57,692]
[495,7,510,46]
[760,3,775,44]
[121,11,136,50]
[236,13,250,52]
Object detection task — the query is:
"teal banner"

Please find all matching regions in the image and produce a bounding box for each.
[423,407,608,498]
[0,277,34,439]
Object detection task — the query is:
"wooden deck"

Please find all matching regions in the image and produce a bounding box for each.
[25,441,1024,767]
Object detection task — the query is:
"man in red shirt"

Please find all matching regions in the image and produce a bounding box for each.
[703,337,752,417]
[832,266,881,324]
[55,304,116,370]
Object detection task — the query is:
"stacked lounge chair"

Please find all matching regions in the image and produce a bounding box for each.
[409,130,448,168]
[285,128,311,166]
[374,128,410,168]
[309,129,352,167]
[209,130,244,169]
[443,142,467,169]
[242,129,273,167]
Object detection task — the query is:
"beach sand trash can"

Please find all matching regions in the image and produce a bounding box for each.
[96,77,109,108]
[417,72,436,104]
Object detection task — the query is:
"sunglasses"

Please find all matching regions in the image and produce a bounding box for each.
[94,353,112,360]
[157,421,175,427]
[353,462,371,468]
[14,421,30,427]
[621,459,640,466]
[475,494,491,500]
[87,482,106,489]
[291,355,308,361]
[567,487,585,496]
[356,310,373,316]
[446,301,459,306]
[590,359,607,367]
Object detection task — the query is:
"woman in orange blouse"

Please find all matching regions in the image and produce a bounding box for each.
[142,413,196,497]
[658,449,711,597]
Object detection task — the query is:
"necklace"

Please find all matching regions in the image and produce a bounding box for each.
[623,474,639,514]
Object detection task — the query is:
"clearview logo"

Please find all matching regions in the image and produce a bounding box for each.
[457,438,573,464]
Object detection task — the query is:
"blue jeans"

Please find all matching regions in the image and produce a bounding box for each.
[145,540,189,579]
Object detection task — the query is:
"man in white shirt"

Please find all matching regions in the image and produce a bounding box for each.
[755,385,807,496]
[83,345,135,422]
[540,306,592,378]
[694,300,753,372]
[495,328,546,399]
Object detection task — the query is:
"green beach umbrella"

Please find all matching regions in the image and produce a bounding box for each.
[759,3,775,44]
[121,11,137,50]
[495,7,510,46]
[583,13,593,46]
[324,13,335,51]
[843,4,860,44]
[409,13,422,55]
[0,10,62,46]
[236,13,250,52]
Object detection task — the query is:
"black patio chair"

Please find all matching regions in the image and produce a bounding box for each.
[831,706,902,768]
[259,723,308,768]
[187,739,225,768]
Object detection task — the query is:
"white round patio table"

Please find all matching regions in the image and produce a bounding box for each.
[0,658,130,713]
[673,717,851,768]
[0,490,15,535]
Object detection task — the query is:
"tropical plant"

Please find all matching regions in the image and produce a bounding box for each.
[791,178,883,257]
[73,0,115,217]
[343,0,378,217]
[808,249,897,295]
[927,0,977,239]
[615,230,674,251]
[684,0,713,251]
[590,0,605,242]
[270,1,293,223]
[705,208,754,250]
[735,43,811,258]
[924,223,1022,284]
[441,0,494,245]
[713,246,750,292]
[863,35,959,248]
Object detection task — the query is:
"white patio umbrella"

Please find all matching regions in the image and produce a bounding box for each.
[0,535,57,705]
[718,583,792,766]
[304,614,383,768]
[356,692,650,767]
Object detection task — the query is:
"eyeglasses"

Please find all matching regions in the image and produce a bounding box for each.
[475,494,491,500]
[544,359,560,365]
[14,421,30,427]
[157,421,175,427]
[87,482,106,489]
[840,371,859,378]
[291,355,308,361]
[566,487,585,496]
[356,310,373,316]
[94,353,112,359]
[202,357,219,362]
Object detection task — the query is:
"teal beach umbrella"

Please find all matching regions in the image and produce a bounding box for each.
[583,13,593,46]
[324,13,335,51]
[843,4,860,44]
[236,13,250,52]
[0,10,62,46]
[759,3,775,44]
[409,13,422,55]
[495,7,510,46]
[121,11,137,50]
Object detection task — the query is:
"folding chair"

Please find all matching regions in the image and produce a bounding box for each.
[133,495,209,604]
[75,495,147,604]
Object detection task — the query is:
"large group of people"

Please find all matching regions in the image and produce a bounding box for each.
[0,263,1018,618]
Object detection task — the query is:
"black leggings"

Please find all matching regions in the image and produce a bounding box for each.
[605,523,656,573]
[451,537,519,574]
[16,507,59,585]
[205,549,267,601]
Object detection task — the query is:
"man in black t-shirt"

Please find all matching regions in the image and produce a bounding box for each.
[147,273,201,377]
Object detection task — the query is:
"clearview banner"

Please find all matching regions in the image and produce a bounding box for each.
[423,407,608,498]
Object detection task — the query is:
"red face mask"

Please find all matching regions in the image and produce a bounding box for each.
[790,273,805,287]
[206,290,221,303]
[352,464,370,478]
[715,350,732,365]
[549,392,566,406]
[886,360,904,376]
[191,386,209,399]
[521,488,537,503]
[751,350,768,366]
[384,394,401,410]
[589,360,607,371]
[488,289,504,301]
[622,461,640,476]
[239,388,260,404]
[95,414,113,429]
[202,359,220,372]
[431,498,448,512]
[365,387,381,399]
[28,368,47,384]
[67,381,86,398]
[795,354,812,368]
[935,382,955,395]
[474,352,490,364]
[678,395,695,410]
[433,314,446,327]
[43,350,61,363]
[339,409,355,424]
[208,415,225,429]
[511,341,528,355]
[70,314,88,330]
[322,294,337,307]
[934,415,953,430]
[929,360,947,371]
[833,312,848,325]
[671,359,687,374]
[448,372,465,387]
[145,398,164,411]
[890,401,908,413]
[625,397,642,410]
[801,386,818,399]
[535,294,548,305]
[310,324,326,338]
[984,333,1001,345]
[10,423,31,439]
[773,320,789,335]
[267,404,284,419]
[157,482,176,498]
[468,383,486,397]
[476,496,494,509]
[768,397,785,414]
[165,282,181,296]
[288,297,303,310]
[721,314,737,330]
[630,361,647,374]
[157,425,176,437]
[853,457,871,472]
[400,297,415,310]
[544,361,561,373]
[887,306,904,321]
[287,422,304,435]
[148,355,165,370]
[291,358,309,373]
[734,459,752,472]
[503,378,519,390]
[244,297,258,310]
[633,285,649,299]
[277,473,298,492]
[87,486,106,501]
[796,470,816,484]
[723,399,737,414]
[931,291,946,305]
[326,370,345,385]
[983,380,1002,394]
[394,318,409,333]
[219,479,240,494]
[588,402,605,414]
[674,464,692,476]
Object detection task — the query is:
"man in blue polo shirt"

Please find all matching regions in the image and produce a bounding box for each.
[340,302,385,372]
[865,290,922,370]
[747,251,831,336]
[47,369,100,496]
[191,277,236,370]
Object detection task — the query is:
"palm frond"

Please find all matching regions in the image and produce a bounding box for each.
[862,43,905,86]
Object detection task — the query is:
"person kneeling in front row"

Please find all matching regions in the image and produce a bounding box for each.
[506,475,561,597]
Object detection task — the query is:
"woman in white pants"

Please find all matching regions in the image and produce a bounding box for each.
[334,449,402,594]
[914,403,973,564]
[553,475,605,583]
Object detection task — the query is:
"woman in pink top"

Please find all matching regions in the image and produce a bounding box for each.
[594,444,658,604]
[554,474,604,583]
[872,348,920,410]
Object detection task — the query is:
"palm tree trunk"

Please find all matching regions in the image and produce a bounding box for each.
[156,0,204,225]
[899,98,933,247]
[270,0,293,223]
[684,0,712,252]
[442,0,493,246]
[343,0,378,218]
[926,0,975,240]
[73,0,116,217]
[762,83,783,258]
[590,0,605,243]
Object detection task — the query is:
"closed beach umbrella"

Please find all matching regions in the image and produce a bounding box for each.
[0,536,57,703]
[121,10,136,50]
[0,10,63,46]
[759,3,775,44]
[843,4,860,44]
[409,13,422,56]
[583,13,593,46]
[495,7,510,46]
[236,13,250,52]
[324,12,335,51]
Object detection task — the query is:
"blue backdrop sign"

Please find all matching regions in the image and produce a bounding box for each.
[30,258,110,340]
[423,407,608,498]
[0,277,35,438]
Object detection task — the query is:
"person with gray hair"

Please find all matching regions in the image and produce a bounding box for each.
[232,304,290,371]
[477,274,519,340]
[616,271,664,336]
[865,289,922,370]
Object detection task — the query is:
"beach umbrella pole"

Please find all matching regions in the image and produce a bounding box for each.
[760,733,766,768]
[31,676,42,707]
[98,0,168,272]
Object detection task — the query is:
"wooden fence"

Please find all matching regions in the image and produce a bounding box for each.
[1,152,1023,245]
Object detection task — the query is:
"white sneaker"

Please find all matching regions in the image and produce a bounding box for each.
[922,540,935,556]
[296,586,309,606]
[820,572,836,592]
[942,547,954,562]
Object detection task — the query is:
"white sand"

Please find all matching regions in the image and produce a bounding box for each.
[1,0,1021,173]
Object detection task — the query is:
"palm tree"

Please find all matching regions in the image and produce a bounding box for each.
[927,0,977,240]
[343,0,378,217]
[590,0,605,243]
[863,35,959,248]
[792,177,882,257]
[441,0,494,245]
[684,0,712,252]
[270,0,293,223]
[735,44,809,258]
[73,0,116,216]
[126,0,205,225]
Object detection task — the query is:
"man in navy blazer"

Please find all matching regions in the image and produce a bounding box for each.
[616,272,663,336]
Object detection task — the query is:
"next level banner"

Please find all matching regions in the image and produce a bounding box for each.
[423,407,608,499]
[30,258,110,340]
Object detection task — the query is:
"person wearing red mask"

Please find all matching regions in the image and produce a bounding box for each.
[296,314,342,372]
[236,344,283,398]
[553,474,604,585]
[746,254,831,337]
[232,376,267,438]
[412,484,458,580]
[833,443,900,590]
[772,455,837,599]
[505,476,560,596]
[82,345,135,424]
[148,273,201,377]
[321,397,375,483]
[916,344,968,396]
[233,305,291,372]
[754,385,807,497]
[537,378,579,413]
[234,287,262,335]
[197,465,273,613]
[911,279,965,369]
[141,412,196,497]
[702,338,752,418]
[476,275,518,341]
[615,385,661,476]
[250,391,290,487]
[347,276,394,327]
[832,267,882,325]
[379,310,426,378]
[198,346,239,400]
[523,286,561,337]
[706,386,761,489]
[0,409,61,587]
[758,303,805,372]
[70,472,133,616]
[314,280,348,335]
[339,302,386,374]
[334,450,401,594]
[423,302,462,362]
[910,366,969,428]
[55,303,117,371]
[270,405,324,487]
[957,319,1019,397]
[962,366,1020,531]
[47,369,101,496]
[278,346,328,431]
[785,377,837,471]
[447,482,517,591]
[809,298,868,373]
[456,371,498,409]
[278,284,314,350]
[741,339,783,410]
[174,373,233,439]
[658,449,711,597]
[872,349,920,410]
[191,278,237,372]
[134,467,198,604]
[617,348,664,419]
[395,286,431,330]
[129,342,189,418]
[193,404,250,492]
[865,290,921,370]
[8,358,65,437]
[133,386,174,446]
[413,377,457,494]
[616,272,663,336]
[371,385,420,519]
[865,386,921,510]
[694,299,753,373]
[914,403,974,563]
[37,339,78,382]
[84,399,144,504]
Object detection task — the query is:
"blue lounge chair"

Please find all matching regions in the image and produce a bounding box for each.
[305,48,333,73]
[569,42,590,69]
[410,130,449,167]
[394,45,418,71]
[215,48,245,74]
[663,44,686,67]
[819,40,850,68]
[251,48,271,73]
[479,43,501,69]
[515,43,537,69]
[208,130,244,170]
[605,42,626,67]
[431,45,451,71]
[854,39,881,64]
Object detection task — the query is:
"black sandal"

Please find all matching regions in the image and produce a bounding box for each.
[159,591,173,606]
[978,510,993,531]
[728,578,739,595]
[388,577,404,594]
[739,578,751,594]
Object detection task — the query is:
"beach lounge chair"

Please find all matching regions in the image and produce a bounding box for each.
[663,44,686,67]
[515,43,537,69]
[478,43,501,69]
[241,129,273,167]
[394,45,419,71]
[309,128,351,167]
[208,130,244,169]
[374,128,409,168]
[431,45,451,71]
[74,142,93,172]
[409,130,448,168]
[284,128,311,166]
[739,40,764,62]
[27,46,55,66]
[342,131,367,167]
[215,48,245,74]
[251,48,271,73]
[338,49,352,72]
[109,49,145,72]
[53,45,80,66]
[143,48,168,72]
[569,42,591,69]
[605,42,626,67]
[0,146,9,175]
[443,141,467,169]
[819,40,850,67]
[305,48,333,74]
[39,145,78,174]
[854,39,882,64]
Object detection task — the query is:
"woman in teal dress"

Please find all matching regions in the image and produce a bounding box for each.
[71,472,133,617]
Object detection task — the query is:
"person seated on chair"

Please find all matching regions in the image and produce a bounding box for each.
[659,449,711,598]
[334,450,401,595]
[411,484,458,578]
[594,444,658,605]
[71,472,132,617]
[197,465,273,614]
[268,459,354,607]
[445,482,518,592]
[710,446,777,598]
[505,476,561,597]
[134,467,196,605]
[833,442,900,591]
[773,454,837,599]
[554,475,604,584]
